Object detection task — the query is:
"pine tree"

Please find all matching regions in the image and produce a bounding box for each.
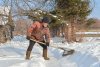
[55,0,92,42]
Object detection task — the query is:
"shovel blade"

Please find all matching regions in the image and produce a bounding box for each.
[62,49,75,56]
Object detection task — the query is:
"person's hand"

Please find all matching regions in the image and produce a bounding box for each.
[46,42,49,46]
[26,36,30,40]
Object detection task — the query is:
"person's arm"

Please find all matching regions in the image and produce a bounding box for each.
[27,22,37,37]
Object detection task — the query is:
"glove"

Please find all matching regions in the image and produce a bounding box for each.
[46,42,49,46]
[26,36,30,40]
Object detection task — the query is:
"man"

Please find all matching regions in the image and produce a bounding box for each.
[26,17,50,60]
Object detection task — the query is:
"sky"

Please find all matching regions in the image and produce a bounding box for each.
[89,0,100,19]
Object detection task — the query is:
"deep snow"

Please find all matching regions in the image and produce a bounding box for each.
[0,35,100,67]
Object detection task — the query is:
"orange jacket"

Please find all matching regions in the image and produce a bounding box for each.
[27,21,50,42]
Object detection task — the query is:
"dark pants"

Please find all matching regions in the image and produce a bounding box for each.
[27,40,47,51]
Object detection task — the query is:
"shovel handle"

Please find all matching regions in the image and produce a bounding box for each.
[30,39,62,48]
[30,39,74,52]
[30,39,46,45]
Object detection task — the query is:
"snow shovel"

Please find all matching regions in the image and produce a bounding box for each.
[30,39,75,56]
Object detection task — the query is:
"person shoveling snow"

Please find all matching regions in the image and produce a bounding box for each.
[26,16,75,60]
[26,17,51,60]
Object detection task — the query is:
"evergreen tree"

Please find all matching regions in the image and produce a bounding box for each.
[55,0,92,42]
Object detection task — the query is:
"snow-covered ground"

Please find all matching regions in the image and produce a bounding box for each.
[0,36,100,67]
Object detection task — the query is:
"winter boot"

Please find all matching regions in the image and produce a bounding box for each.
[26,51,31,60]
[43,49,49,60]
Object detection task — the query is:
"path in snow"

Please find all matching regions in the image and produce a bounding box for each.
[0,36,100,67]
[46,49,99,67]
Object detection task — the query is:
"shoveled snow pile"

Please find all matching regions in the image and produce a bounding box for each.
[0,35,100,67]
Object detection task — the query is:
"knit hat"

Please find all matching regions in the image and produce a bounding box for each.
[42,17,50,23]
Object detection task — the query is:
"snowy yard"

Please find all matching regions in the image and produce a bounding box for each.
[0,36,100,67]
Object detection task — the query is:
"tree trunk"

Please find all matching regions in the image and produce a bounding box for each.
[64,24,69,42]
[70,17,77,42]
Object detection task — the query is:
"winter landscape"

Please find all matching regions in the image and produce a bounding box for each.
[0,0,100,67]
[0,36,100,67]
